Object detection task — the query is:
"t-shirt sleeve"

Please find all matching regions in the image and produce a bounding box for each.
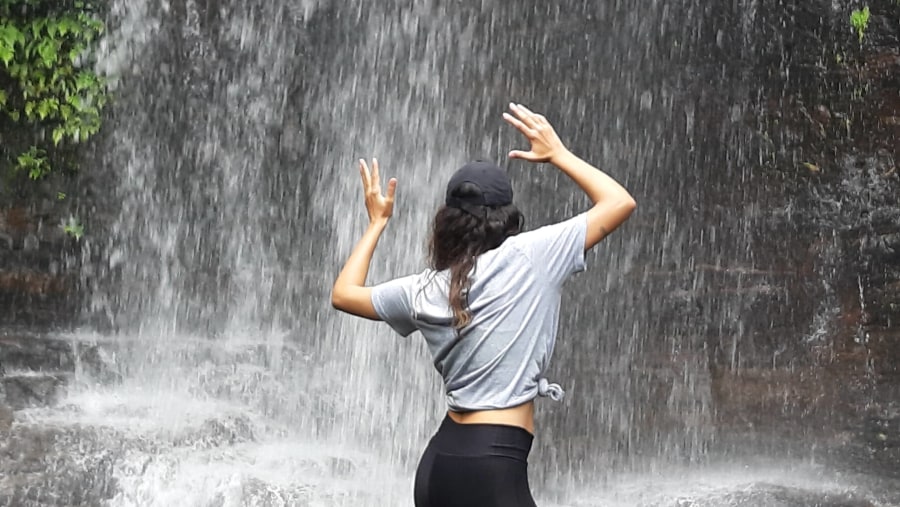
[515,213,588,286]
[370,274,419,337]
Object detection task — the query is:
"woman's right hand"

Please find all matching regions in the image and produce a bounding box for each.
[503,103,569,163]
[359,158,397,226]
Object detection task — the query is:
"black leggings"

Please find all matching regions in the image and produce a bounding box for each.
[414,415,537,507]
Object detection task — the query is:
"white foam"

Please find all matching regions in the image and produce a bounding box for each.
[546,462,892,507]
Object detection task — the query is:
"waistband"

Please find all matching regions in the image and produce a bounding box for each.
[430,415,534,462]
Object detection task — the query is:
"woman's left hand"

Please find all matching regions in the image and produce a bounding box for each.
[359,158,397,225]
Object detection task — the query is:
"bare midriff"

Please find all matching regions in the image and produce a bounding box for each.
[447,400,535,435]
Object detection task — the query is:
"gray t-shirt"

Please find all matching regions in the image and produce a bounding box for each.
[371,213,588,412]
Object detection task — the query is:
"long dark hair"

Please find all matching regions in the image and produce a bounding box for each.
[428,182,524,329]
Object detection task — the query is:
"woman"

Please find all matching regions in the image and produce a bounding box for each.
[332,103,636,506]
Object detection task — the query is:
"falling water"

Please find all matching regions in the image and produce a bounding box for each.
[6,0,898,506]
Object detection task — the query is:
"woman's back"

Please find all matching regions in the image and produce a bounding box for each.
[330,104,636,507]
[372,214,588,411]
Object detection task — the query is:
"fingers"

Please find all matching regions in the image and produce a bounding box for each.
[516,104,542,121]
[386,178,397,201]
[506,103,554,135]
[359,158,382,191]
[371,158,380,191]
[506,104,545,161]
[509,103,541,129]
[502,112,536,138]
[505,103,563,164]
[359,158,393,196]
[359,159,370,191]
[517,104,547,123]
[508,150,538,161]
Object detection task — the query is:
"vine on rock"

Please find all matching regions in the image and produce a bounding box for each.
[0,0,107,184]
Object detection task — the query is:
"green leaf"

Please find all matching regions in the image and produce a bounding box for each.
[0,25,14,47]
[850,7,871,43]
[68,94,82,110]
[37,38,58,67]
[30,19,44,39]
[16,146,50,180]
[0,89,6,106]
[63,217,84,240]
[8,63,24,78]
[75,71,95,91]
[37,99,50,119]
[0,28,13,56]
[52,127,64,145]
[68,45,83,63]
[23,38,35,59]
[0,23,24,49]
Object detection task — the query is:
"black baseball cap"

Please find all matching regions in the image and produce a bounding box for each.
[445,161,514,212]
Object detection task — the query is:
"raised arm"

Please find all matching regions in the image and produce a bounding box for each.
[331,158,397,319]
[503,103,636,250]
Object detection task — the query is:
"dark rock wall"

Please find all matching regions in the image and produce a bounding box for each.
[697,0,900,472]
[0,199,82,331]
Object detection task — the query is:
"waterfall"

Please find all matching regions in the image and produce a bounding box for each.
[6,0,897,505]
[88,0,719,499]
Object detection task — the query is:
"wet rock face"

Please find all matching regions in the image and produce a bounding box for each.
[0,334,74,373]
[674,484,880,507]
[702,0,900,367]
[78,345,123,384]
[0,206,81,330]
[0,333,121,413]
[844,414,900,480]
[0,334,120,382]
[0,406,12,432]
[697,0,900,466]
[172,415,257,449]
[0,426,120,507]
[0,375,67,410]
[0,333,124,506]
[0,335,73,410]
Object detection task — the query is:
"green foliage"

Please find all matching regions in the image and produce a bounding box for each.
[850,7,870,43]
[0,0,107,182]
[62,215,83,240]
[15,145,50,178]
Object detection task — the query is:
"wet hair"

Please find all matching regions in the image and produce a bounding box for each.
[428,182,524,329]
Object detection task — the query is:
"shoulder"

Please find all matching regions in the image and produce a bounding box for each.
[501,214,589,282]
[505,213,588,250]
[525,213,588,238]
[381,269,435,292]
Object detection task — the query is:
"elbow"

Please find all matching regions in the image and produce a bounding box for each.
[624,196,637,214]
[595,193,636,215]
[330,286,345,311]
